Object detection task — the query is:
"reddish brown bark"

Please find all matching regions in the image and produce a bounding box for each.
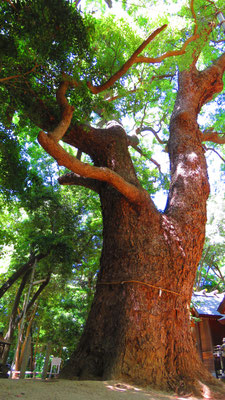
[57,62,225,396]
[60,173,209,393]
[37,48,225,395]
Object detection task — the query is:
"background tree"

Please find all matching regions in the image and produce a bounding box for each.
[195,190,225,292]
[0,125,102,364]
[1,0,225,396]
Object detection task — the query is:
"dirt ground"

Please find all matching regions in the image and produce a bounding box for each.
[0,379,225,400]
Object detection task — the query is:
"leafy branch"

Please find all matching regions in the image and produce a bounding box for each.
[0,64,39,83]
[63,0,202,96]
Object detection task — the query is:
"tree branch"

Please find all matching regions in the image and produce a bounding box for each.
[58,172,101,193]
[5,270,30,336]
[0,64,39,83]
[4,0,17,10]
[137,32,199,65]
[0,253,47,299]
[104,75,174,103]
[137,0,200,65]
[213,51,225,75]
[127,135,162,172]
[202,128,225,144]
[204,146,225,163]
[213,265,225,284]
[86,24,167,95]
[38,131,149,205]
[136,126,167,145]
[16,274,51,323]
[48,80,75,142]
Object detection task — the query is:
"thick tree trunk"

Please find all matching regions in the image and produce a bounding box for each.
[60,71,215,394]
[61,192,212,393]
[58,61,225,395]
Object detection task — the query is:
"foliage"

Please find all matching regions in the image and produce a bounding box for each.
[195,191,225,292]
[0,123,102,361]
[0,129,30,200]
[0,0,91,127]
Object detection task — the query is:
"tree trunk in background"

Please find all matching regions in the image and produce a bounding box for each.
[60,65,223,394]
[2,271,29,365]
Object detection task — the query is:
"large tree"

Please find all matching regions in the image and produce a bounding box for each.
[1,0,225,396]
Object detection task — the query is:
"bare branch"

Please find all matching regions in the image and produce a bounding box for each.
[211,40,225,44]
[133,146,162,173]
[38,131,150,206]
[213,265,225,284]
[105,74,174,103]
[138,102,149,133]
[136,126,167,145]
[205,0,219,10]
[74,0,82,6]
[204,146,225,163]
[4,270,30,341]
[58,172,100,193]
[105,88,138,103]
[127,135,161,172]
[190,0,198,36]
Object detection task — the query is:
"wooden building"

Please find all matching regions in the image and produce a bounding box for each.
[191,290,225,376]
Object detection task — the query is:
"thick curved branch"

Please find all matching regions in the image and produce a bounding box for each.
[137,31,199,64]
[137,0,201,65]
[38,131,149,205]
[48,80,75,142]
[62,25,167,96]
[86,1,199,95]
[86,24,167,94]
[47,79,115,157]
[202,129,225,144]
[59,2,199,98]
[58,172,101,193]
[213,51,225,75]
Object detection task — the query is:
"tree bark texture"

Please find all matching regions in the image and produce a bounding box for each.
[58,62,225,394]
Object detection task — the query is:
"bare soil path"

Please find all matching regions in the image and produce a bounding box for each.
[0,380,225,400]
